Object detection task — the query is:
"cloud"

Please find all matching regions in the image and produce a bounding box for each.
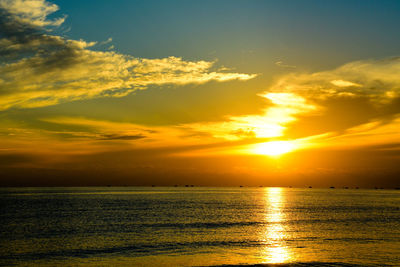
[0,0,65,27]
[270,57,400,102]
[37,117,158,141]
[275,60,296,69]
[38,116,218,149]
[330,79,361,87]
[98,134,146,141]
[99,37,112,45]
[0,0,256,110]
[323,115,400,148]
[266,57,400,142]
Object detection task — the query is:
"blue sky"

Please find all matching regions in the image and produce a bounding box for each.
[58,0,400,71]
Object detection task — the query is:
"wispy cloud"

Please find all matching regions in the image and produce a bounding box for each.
[38,116,219,149]
[0,0,256,110]
[270,57,400,103]
[266,57,400,144]
[275,60,296,69]
[330,79,361,88]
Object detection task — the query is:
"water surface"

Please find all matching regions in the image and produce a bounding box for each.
[0,187,399,266]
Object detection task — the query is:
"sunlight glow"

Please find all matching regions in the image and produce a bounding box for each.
[253,141,296,156]
[185,92,316,142]
[236,93,316,139]
[260,187,292,264]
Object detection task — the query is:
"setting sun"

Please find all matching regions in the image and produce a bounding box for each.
[253,141,296,156]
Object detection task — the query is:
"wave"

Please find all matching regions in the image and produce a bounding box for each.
[140,221,263,229]
[139,216,400,228]
[0,240,263,261]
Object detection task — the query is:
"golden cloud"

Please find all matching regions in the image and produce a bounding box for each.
[270,57,400,103]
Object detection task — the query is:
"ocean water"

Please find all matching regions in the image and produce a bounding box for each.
[0,187,399,266]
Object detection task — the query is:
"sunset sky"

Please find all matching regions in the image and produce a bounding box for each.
[1,0,400,187]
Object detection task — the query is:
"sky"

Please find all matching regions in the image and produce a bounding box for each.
[1,0,400,187]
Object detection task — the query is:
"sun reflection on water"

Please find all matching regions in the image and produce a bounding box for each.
[261,187,292,264]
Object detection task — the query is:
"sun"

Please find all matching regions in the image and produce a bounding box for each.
[253,141,296,156]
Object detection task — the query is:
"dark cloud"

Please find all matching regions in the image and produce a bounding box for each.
[0,5,71,63]
[98,134,146,141]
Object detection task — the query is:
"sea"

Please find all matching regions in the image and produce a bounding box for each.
[0,187,399,266]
